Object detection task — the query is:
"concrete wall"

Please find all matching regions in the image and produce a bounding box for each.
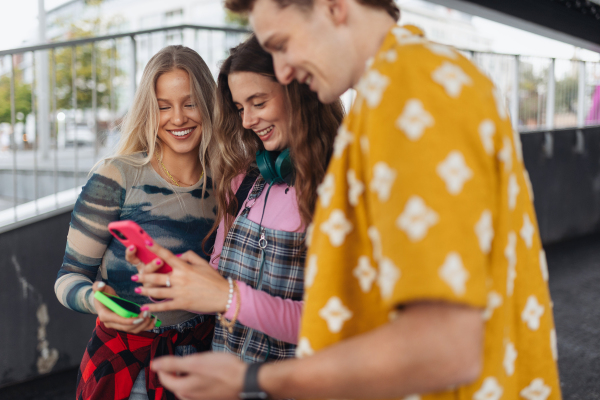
[522,126,600,244]
[0,126,599,387]
[0,211,95,388]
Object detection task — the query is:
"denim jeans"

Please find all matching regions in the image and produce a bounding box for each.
[129,315,205,400]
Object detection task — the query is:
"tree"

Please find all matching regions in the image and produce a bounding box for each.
[519,62,546,126]
[49,1,124,111]
[0,72,32,124]
[555,75,578,114]
[225,10,249,27]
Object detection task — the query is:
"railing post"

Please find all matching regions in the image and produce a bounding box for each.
[130,35,137,101]
[110,39,116,133]
[511,55,520,130]
[578,61,586,128]
[546,58,556,130]
[31,51,39,213]
[92,43,98,161]
[51,49,58,207]
[37,0,50,161]
[72,46,78,188]
[10,54,18,221]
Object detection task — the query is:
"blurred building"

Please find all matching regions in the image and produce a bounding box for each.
[397,0,494,51]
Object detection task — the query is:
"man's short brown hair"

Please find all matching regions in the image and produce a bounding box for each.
[225,0,400,22]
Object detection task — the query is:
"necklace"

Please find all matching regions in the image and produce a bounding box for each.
[154,151,203,187]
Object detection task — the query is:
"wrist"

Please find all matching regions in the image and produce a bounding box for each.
[240,362,269,400]
[260,358,298,399]
[219,277,234,313]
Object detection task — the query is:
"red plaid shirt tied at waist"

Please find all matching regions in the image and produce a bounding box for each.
[76,317,214,400]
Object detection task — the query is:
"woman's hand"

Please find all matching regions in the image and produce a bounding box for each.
[93,281,156,333]
[125,246,165,288]
[131,243,230,314]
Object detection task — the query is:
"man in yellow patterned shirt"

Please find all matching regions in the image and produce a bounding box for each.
[150,0,562,399]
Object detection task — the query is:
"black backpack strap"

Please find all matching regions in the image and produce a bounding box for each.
[234,168,260,216]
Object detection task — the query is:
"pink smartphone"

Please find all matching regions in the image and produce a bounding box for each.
[108,220,173,273]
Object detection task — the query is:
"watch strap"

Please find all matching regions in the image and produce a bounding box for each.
[240,362,268,400]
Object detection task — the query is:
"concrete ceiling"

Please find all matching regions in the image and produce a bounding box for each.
[426,0,600,53]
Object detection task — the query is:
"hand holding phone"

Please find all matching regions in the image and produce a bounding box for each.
[94,290,162,328]
[108,220,172,273]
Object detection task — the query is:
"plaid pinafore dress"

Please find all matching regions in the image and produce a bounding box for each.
[212,176,306,362]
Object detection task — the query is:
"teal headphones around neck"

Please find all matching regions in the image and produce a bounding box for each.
[256,148,294,185]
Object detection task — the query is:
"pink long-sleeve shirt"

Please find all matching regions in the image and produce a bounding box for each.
[211,174,305,345]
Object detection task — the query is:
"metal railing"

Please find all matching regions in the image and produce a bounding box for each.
[1,24,599,229]
[466,50,600,132]
[0,24,250,228]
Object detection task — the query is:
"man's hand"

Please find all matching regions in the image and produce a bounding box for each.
[152,352,247,400]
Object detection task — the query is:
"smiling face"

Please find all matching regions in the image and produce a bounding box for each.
[155,68,203,157]
[228,71,290,151]
[250,0,356,104]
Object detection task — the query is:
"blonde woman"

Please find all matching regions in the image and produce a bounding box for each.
[54,45,217,400]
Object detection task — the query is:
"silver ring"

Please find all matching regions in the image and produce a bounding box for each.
[134,262,144,268]
[165,276,171,288]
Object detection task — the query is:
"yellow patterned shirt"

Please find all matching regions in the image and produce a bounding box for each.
[298,25,561,400]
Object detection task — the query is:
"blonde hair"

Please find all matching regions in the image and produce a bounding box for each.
[97,45,217,191]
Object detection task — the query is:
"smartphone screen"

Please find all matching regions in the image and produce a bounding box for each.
[110,296,142,314]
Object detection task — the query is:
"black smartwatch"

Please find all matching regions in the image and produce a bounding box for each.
[239,362,269,400]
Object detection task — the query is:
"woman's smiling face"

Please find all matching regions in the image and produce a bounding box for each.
[156,68,203,156]
[228,71,290,152]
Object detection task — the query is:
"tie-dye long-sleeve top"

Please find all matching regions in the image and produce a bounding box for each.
[55,153,217,327]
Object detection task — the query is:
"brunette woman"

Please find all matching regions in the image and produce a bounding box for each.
[128,34,344,362]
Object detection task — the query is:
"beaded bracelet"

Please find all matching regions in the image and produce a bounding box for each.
[224,277,234,312]
[219,280,241,333]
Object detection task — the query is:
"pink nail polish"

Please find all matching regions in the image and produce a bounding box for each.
[141,305,150,311]
[128,245,135,251]
[131,275,139,281]
[145,240,153,246]
[134,287,142,294]
[155,259,162,265]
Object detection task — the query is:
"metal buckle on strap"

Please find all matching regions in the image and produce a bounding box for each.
[258,231,268,249]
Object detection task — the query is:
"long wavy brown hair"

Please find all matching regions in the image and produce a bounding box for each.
[206,34,344,242]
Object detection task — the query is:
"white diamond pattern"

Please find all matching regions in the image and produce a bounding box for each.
[432,62,472,98]
[396,196,439,242]
[436,151,473,195]
[320,209,353,247]
[396,99,434,141]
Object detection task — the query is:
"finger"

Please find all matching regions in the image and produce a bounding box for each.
[139,299,180,313]
[97,305,146,326]
[93,281,107,292]
[152,355,194,374]
[178,250,207,266]
[102,309,153,331]
[125,245,141,265]
[141,258,168,274]
[105,320,146,332]
[93,281,117,296]
[156,371,187,396]
[134,273,173,289]
[130,316,156,334]
[146,242,183,271]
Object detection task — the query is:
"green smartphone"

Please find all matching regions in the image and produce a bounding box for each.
[94,291,162,328]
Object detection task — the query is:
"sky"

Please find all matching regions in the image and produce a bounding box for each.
[0,0,71,51]
[0,0,599,62]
